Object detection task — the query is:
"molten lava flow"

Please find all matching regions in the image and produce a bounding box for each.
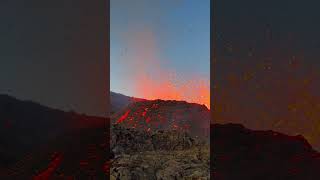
[142,108,148,117]
[146,117,151,123]
[116,110,130,124]
[33,152,63,180]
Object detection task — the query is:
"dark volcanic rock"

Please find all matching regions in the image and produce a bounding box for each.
[110,99,210,179]
[212,123,320,180]
[111,124,210,180]
[111,124,205,154]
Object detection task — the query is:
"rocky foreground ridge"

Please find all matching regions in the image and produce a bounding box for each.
[110,124,210,180]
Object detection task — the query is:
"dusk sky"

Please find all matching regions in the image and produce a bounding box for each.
[214,0,320,149]
[0,0,108,116]
[110,0,210,108]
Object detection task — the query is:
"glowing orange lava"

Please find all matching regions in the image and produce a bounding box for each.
[116,110,130,124]
[120,28,210,109]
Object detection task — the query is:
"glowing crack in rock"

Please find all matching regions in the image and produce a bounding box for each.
[116,110,130,124]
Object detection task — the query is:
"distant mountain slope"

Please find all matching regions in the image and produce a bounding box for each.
[111,99,210,139]
[110,91,145,114]
[212,123,320,179]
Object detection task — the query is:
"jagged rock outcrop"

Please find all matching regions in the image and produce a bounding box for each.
[110,124,210,180]
[111,124,206,154]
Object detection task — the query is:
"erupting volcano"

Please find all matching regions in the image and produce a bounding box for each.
[111,28,210,109]
[111,97,210,139]
[110,1,210,178]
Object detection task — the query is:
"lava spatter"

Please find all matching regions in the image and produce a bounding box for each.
[111,99,210,139]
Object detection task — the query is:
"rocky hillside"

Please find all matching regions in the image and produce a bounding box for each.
[212,123,320,179]
[111,99,210,139]
[0,95,108,179]
[110,91,145,114]
[110,124,210,179]
[110,95,210,179]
